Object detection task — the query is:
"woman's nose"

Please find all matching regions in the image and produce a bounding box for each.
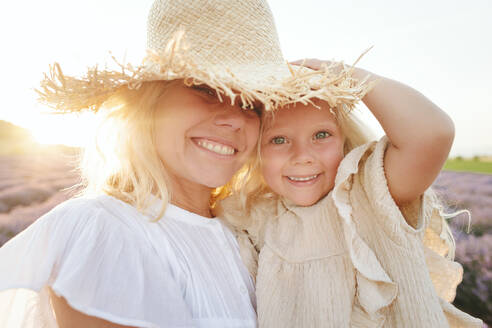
[213,104,248,130]
[290,142,314,165]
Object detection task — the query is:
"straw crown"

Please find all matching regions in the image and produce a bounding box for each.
[38,0,372,113]
[147,0,284,66]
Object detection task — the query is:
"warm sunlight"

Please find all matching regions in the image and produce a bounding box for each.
[0,1,490,326]
[1,0,490,155]
[28,114,97,147]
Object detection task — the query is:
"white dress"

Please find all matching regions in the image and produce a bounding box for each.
[0,195,257,328]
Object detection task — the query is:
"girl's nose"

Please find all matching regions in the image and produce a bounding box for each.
[290,142,314,165]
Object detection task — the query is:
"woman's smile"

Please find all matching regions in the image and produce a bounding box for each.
[193,138,237,156]
[155,82,261,190]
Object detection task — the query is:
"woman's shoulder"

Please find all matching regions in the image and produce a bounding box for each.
[0,194,155,271]
[48,194,131,217]
[41,194,146,234]
[0,194,151,286]
[0,194,196,328]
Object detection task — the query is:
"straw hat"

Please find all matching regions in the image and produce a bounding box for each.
[38,0,371,113]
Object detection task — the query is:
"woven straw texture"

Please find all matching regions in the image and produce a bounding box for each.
[38,0,372,113]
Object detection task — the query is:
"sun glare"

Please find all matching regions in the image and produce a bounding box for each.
[28,114,98,148]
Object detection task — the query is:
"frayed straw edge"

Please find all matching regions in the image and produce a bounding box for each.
[37,30,373,113]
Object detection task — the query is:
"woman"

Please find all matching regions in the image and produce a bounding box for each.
[0,0,356,327]
[10,80,259,328]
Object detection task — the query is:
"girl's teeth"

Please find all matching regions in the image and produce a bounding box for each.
[288,175,318,182]
[197,140,235,155]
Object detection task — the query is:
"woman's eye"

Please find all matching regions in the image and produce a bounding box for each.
[252,105,263,117]
[192,85,217,98]
[245,105,262,118]
[241,102,263,117]
[314,131,331,140]
[271,136,286,144]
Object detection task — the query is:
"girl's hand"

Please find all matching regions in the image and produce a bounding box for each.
[293,57,455,219]
[290,58,370,81]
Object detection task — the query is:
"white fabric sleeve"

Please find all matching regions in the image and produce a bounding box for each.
[0,198,194,328]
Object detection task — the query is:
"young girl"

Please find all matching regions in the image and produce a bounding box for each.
[0,1,362,327]
[220,59,483,327]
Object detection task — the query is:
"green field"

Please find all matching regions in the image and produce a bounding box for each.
[444,158,492,174]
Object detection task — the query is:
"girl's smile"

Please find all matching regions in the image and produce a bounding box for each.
[285,173,321,184]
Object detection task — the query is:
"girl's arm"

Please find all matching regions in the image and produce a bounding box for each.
[294,59,454,207]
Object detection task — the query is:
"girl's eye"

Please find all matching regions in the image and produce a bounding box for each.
[314,131,331,140]
[271,136,286,144]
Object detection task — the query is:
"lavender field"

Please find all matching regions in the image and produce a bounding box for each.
[0,150,490,324]
[434,171,492,325]
[0,149,80,246]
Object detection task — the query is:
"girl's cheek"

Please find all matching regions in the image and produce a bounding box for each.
[260,162,277,187]
[261,153,283,179]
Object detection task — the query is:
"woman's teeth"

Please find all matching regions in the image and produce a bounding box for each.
[287,174,318,182]
[197,140,235,155]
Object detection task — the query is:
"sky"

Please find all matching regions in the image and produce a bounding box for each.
[0,0,490,156]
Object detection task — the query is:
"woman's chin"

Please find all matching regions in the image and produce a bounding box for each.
[197,174,233,189]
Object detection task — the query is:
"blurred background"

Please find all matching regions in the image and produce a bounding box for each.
[0,0,490,325]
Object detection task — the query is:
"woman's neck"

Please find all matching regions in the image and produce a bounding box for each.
[169,179,214,218]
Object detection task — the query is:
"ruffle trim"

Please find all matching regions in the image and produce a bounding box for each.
[421,197,464,303]
[37,30,374,113]
[440,298,483,327]
[410,209,481,326]
[423,203,482,326]
[362,136,431,251]
[332,140,397,326]
[335,137,482,327]
[354,136,465,302]
[50,286,163,328]
[0,197,196,327]
[0,285,192,328]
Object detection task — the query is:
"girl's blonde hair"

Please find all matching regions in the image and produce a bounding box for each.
[79,80,251,219]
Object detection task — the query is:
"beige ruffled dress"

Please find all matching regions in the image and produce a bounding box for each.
[220,137,483,328]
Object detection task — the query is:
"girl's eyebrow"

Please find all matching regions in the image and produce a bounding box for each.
[262,125,288,137]
[311,121,339,130]
[265,120,338,133]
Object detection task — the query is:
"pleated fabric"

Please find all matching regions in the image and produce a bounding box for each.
[221,137,483,328]
[0,195,257,328]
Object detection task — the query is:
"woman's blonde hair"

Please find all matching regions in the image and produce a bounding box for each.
[78,80,252,219]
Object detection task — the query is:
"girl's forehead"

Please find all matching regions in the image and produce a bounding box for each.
[263,102,338,130]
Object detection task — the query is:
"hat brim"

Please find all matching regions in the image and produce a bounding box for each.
[37,34,373,113]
